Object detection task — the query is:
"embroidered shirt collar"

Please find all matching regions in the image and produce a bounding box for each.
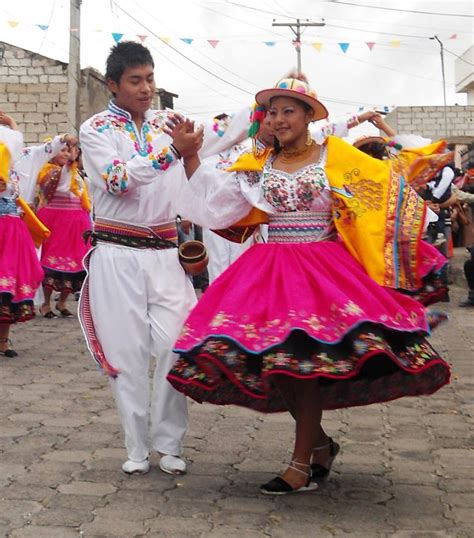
[108,100,154,123]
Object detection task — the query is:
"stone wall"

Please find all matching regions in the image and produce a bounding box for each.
[0,42,176,145]
[0,43,71,143]
[385,105,474,143]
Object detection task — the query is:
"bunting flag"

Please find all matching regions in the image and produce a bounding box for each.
[1,19,464,53]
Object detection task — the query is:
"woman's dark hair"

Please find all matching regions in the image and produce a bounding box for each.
[105,41,154,85]
[358,141,388,160]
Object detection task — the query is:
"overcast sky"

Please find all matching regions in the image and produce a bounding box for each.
[1,0,473,137]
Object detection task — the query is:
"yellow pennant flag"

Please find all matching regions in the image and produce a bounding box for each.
[7,21,19,28]
[160,37,171,44]
[389,40,401,47]
[312,42,323,52]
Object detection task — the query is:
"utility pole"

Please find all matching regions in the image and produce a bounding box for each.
[430,35,449,139]
[67,0,81,136]
[272,19,325,74]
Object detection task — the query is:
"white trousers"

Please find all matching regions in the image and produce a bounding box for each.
[88,243,196,462]
[202,228,253,284]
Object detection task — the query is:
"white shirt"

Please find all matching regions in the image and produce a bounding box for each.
[15,136,66,204]
[79,100,252,226]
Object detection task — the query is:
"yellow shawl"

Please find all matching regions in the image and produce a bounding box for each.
[37,162,91,212]
[0,143,11,184]
[222,136,453,290]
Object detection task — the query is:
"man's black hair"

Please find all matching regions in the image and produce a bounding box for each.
[105,41,154,85]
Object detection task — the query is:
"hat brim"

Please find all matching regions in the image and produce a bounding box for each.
[353,136,386,149]
[255,88,329,121]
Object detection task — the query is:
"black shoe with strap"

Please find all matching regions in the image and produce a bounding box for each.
[260,460,318,495]
[311,438,340,482]
[0,338,18,358]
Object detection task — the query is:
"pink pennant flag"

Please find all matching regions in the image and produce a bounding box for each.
[366,42,375,51]
[449,33,457,39]
[312,42,323,52]
[7,21,19,28]
[70,28,79,33]
[208,40,219,48]
[137,35,147,43]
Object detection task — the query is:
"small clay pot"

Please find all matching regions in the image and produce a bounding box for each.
[178,240,209,276]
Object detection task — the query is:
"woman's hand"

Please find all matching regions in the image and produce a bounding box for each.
[368,113,397,137]
[0,112,18,130]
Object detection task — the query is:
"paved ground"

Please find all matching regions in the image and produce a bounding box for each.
[1,249,473,538]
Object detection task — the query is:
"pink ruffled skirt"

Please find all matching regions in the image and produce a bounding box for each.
[0,215,44,323]
[168,241,450,412]
[37,205,91,292]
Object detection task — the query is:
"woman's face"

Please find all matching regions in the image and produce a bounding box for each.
[267,96,313,147]
[52,145,72,167]
[258,115,275,147]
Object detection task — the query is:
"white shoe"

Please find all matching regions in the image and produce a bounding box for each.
[121,459,150,475]
[159,454,186,475]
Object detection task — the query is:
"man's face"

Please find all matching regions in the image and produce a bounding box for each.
[108,64,156,117]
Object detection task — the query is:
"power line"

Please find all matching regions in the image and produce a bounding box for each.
[112,2,254,96]
[327,1,474,18]
[445,47,474,66]
[128,0,261,91]
[37,0,57,55]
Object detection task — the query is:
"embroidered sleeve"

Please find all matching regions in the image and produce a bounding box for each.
[235,170,261,187]
[102,160,129,194]
[148,146,175,171]
[80,116,180,195]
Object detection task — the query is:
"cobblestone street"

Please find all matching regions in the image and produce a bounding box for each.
[1,252,473,538]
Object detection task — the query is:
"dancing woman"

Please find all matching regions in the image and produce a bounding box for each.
[167,77,451,495]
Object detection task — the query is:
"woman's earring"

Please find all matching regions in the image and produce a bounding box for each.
[305,128,313,146]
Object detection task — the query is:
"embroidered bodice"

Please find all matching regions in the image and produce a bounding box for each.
[262,157,332,213]
[260,156,336,242]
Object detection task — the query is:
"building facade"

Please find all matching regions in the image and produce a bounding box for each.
[0,42,177,144]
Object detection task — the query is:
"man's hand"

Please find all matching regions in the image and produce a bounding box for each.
[171,120,204,158]
[0,179,7,193]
